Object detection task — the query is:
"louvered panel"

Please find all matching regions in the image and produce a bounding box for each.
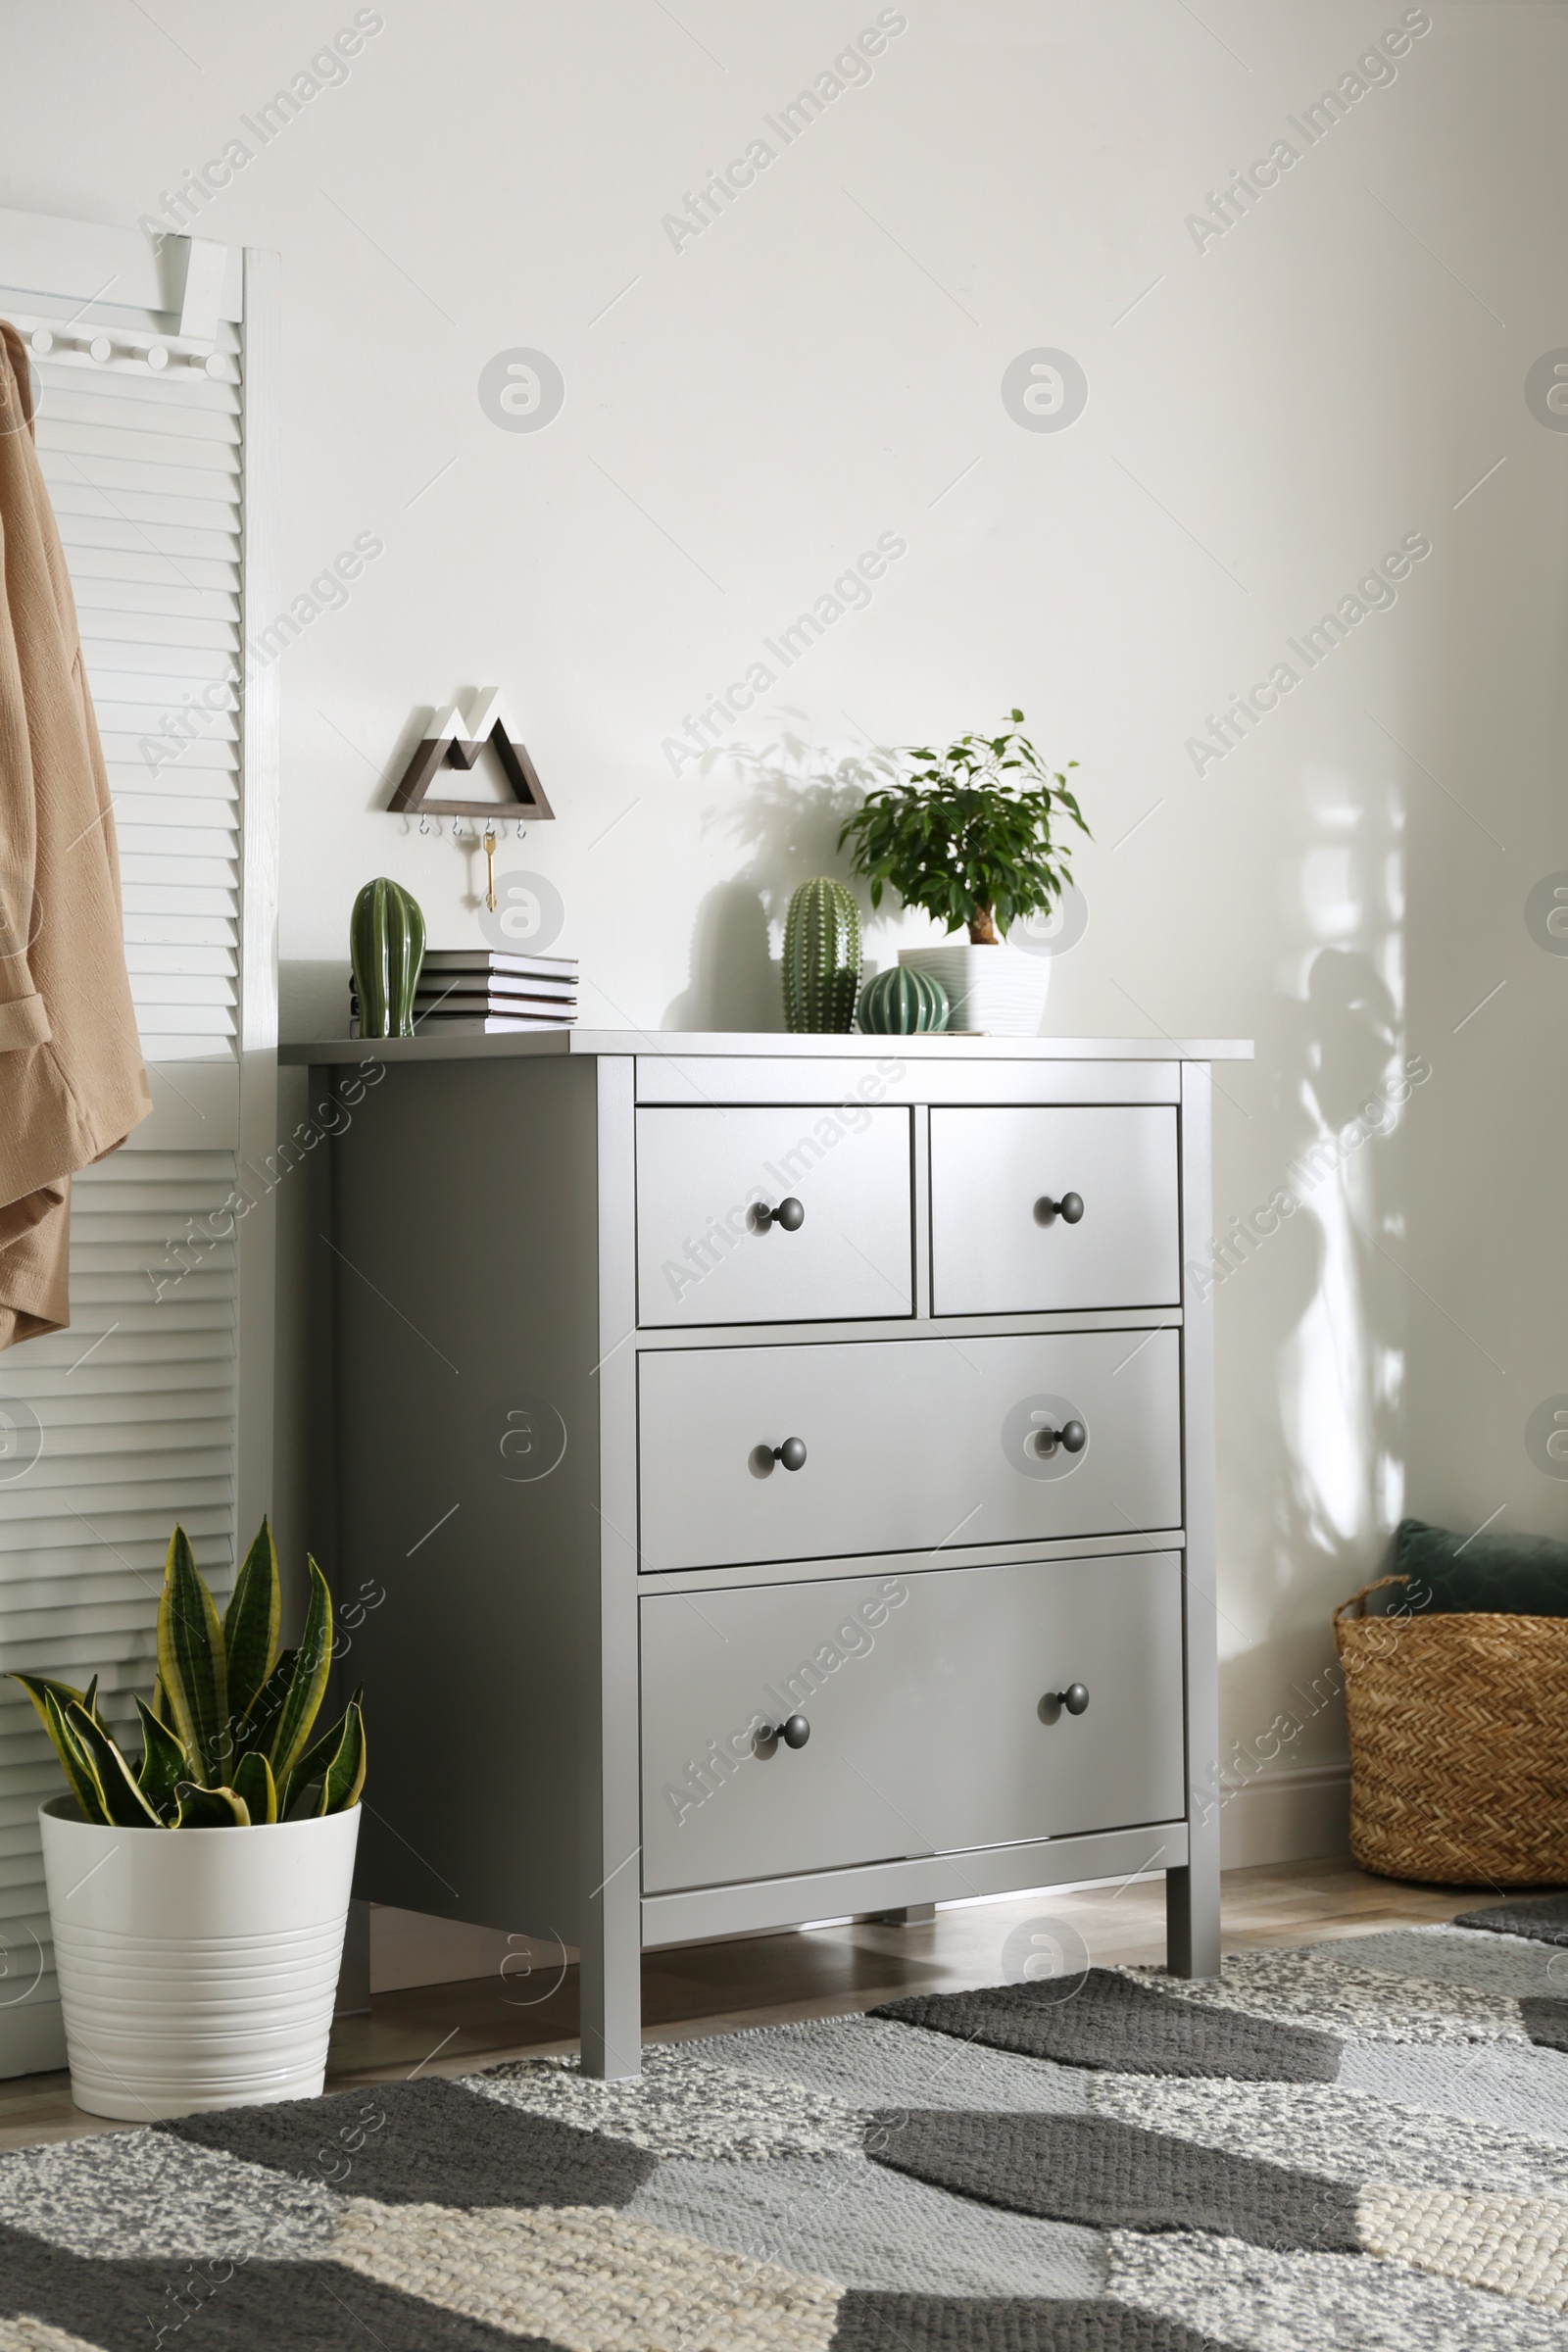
[127,980,238,1013]
[121,950,238,985]
[31,377,240,442]
[80,580,241,624]
[79,605,239,650]
[113,788,240,824]
[0,1133,241,2054]
[38,472,239,538]
[119,849,240,886]
[55,517,241,581]
[35,411,240,473]
[20,323,251,1084]
[0,236,272,2076]
[124,921,236,957]
[116,804,238,838]
[121,883,239,917]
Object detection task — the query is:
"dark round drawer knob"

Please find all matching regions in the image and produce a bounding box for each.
[773,1437,808,1471]
[1037,1191,1084,1225]
[1046,1683,1091,1716]
[766,1198,806,1231]
[1034,1418,1087,1456]
[760,1712,811,1750]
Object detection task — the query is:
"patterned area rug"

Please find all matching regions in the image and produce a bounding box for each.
[8,1921,1568,2348]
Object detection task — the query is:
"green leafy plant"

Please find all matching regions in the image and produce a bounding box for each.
[9,1521,365,1828]
[838,710,1088,945]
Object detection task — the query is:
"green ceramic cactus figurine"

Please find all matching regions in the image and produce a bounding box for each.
[350,877,425,1039]
[782,878,861,1033]
[857,964,950,1035]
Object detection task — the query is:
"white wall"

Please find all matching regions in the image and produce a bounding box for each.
[4,0,1565,1887]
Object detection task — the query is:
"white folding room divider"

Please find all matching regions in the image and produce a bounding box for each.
[0,210,278,2077]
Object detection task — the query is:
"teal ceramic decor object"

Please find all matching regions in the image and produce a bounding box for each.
[782,878,861,1033]
[350,877,426,1038]
[857,963,950,1035]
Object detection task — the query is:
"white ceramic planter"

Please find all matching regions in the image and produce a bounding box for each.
[898,943,1052,1037]
[39,1794,360,2119]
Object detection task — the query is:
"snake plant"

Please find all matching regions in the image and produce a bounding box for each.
[9,1520,366,1828]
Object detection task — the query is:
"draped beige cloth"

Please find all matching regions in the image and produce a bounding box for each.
[0,319,149,1347]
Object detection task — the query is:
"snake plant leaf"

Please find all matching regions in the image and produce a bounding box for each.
[280,1688,366,1820]
[8,1671,89,1741]
[157,1524,229,1788]
[134,1698,189,1821]
[267,1559,332,1788]
[222,1517,280,1726]
[64,1703,162,1828]
[318,1698,367,1816]
[231,1749,277,1826]
[172,1782,250,1828]
[233,1646,296,1764]
[37,1687,109,1823]
[82,1674,103,1726]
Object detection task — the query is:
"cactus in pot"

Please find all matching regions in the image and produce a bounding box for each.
[782,877,861,1033]
[350,876,425,1039]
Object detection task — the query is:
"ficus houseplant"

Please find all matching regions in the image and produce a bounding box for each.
[17,1520,368,2118]
[838,710,1088,1035]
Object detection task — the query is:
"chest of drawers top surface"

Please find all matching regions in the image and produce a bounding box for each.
[284,1031,1252,1066]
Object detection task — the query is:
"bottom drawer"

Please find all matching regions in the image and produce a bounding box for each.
[640,1553,1185,1896]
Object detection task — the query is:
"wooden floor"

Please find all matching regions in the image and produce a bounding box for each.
[0,1855,1477,2152]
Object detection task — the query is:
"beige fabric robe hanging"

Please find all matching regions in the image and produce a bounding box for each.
[0,319,149,1348]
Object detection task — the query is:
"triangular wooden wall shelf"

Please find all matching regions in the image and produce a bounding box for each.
[389,689,556,820]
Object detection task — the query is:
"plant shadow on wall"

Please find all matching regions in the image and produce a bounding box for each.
[1207,767,1421,1778]
[662,727,894,1031]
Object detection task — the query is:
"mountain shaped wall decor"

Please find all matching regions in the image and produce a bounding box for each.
[389,689,556,821]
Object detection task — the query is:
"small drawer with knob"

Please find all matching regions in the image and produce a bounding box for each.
[636,1328,1181,1571]
[929,1105,1180,1315]
[640,1552,1185,1895]
[635,1105,913,1329]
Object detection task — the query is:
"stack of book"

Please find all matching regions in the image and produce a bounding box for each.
[351,950,578,1035]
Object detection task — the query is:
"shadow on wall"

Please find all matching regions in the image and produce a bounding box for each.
[662,726,895,1030]
[280,959,352,1043]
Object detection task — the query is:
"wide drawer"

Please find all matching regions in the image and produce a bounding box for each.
[930,1105,1180,1314]
[637,1328,1181,1571]
[636,1105,913,1327]
[641,1554,1185,1894]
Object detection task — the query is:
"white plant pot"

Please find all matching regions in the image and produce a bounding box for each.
[898,943,1052,1037]
[39,1794,360,2120]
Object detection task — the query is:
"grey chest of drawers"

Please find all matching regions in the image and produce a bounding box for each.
[289,1029,1250,2077]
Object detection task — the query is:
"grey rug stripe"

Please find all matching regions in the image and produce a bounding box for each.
[626,2151,1104,2298]
[1455,1893,1568,1946]
[865,2111,1360,2254]
[829,2291,1249,2351]
[872,1972,1341,2082]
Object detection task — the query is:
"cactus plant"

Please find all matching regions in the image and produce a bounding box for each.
[857,964,950,1035]
[9,1520,365,1827]
[350,876,425,1038]
[782,877,861,1033]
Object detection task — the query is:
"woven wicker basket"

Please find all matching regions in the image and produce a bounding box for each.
[1335,1572,1568,1886]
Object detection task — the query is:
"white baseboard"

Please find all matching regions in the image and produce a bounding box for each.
[1219,1762,1350,1871]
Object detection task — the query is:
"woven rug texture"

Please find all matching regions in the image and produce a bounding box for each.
[6,1920,1568,2348]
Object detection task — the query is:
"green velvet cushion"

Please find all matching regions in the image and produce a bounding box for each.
[1396,1516,1568,1617]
